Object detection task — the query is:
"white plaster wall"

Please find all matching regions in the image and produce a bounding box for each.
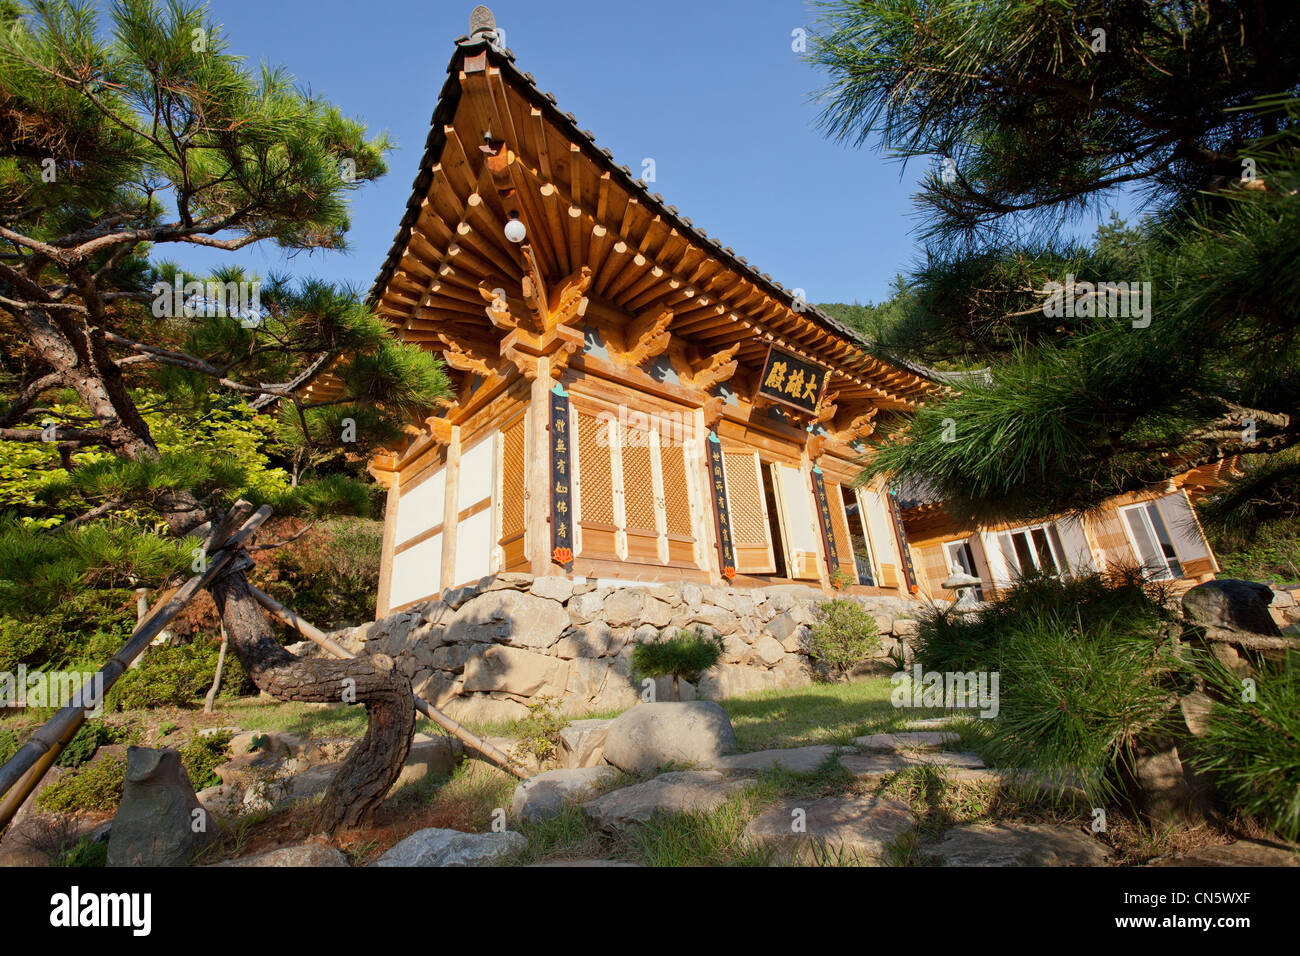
[389,531,442,608]
[395,469,445,546]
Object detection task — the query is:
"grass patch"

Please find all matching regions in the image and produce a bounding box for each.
[621,782,777,867]
[719,677,946,751]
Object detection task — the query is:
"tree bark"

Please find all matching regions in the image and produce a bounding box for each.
[209,568,414,833]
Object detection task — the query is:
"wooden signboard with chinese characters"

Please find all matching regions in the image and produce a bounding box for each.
[810,465,839,576]
[755,345,832,415]
[549,384,574,569]
[704,432,737,581]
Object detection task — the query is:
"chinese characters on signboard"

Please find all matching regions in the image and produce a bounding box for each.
[550,385,574,569]
[810,466,840,576]
[704,432,737,580]
[755,345,832,415]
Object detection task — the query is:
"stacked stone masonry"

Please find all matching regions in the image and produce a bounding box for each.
[336,574,932,725]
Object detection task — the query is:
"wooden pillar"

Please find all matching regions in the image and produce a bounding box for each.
[526,356,554,576]
[439,425,462,592]
[374,469,400,618]
[691,406,720,578]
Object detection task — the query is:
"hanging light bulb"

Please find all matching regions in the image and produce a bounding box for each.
[504,211,526,243]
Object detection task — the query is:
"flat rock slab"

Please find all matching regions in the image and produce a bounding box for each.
[215,844,349,867]
[1149,839,1300,867]
[742,796,914,864]
[373,828,526,867]
[511,766,621,823]
[708,745,841,774]
[582,771,748,831]
[924,823,1113,866]
[839,751,994,785]
[853,732,959,752]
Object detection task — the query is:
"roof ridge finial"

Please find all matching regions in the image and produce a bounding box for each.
[469,5,496,37]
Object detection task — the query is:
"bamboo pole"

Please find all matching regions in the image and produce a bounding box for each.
[204,625,228,714]
[246,584,528,779]
[0,505,273,830]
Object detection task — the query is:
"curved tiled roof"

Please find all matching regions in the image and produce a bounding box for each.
[366,31,934,391]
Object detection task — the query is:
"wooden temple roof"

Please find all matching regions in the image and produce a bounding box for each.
[359,24,937,432]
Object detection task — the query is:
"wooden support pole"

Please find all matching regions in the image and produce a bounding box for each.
[246,585,528,780]
[439,425,462,592]
[204,625,229,714]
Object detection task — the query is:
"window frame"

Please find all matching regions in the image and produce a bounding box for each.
[1118,501,1185,580]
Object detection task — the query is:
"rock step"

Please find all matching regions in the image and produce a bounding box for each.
[512,767,621,823]
[741,795,915,864]
[838,751,998,785]
[852,731,959,753]
[373,828,525,867]
[706,745,842,774]
[923,822,1112,866]
[582,771,748,831]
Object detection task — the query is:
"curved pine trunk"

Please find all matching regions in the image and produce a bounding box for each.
[209,570,413,833]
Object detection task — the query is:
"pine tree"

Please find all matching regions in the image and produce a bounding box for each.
[0,0,448,830]
[810,0,1299,523]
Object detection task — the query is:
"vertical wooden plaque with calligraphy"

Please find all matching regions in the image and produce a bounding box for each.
[704,432,737,581]
[549,384,574,570]
[810,465,840,581]
[886,489,919,594]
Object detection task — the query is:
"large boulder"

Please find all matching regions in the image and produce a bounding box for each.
[582,771,747,830]
[107,747,214,867]
[511,767,621,823]
[372,828,525,867]
[1182,579,1283,641]
[601,701,739,774]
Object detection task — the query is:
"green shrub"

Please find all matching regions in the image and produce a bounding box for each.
[913,567,1170,674]
[179,731,233,790]
[57,836,108,867]
[632,628,724,700]
[1184,650,1300,841]
[108,638,251,710]
[509,697,568,765]
[978,610,1177,800]
[37,751,127,813]
[912,570,1180,802]
[56,721,124,769]
[0,588,134,675]
[0,727,20,765]
[256,518,382,630]
[809,599,881,680]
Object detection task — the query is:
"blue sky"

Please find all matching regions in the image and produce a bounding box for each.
[165,0,1136,305]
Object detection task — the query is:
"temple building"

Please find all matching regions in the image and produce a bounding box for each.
[351,9,1222,618]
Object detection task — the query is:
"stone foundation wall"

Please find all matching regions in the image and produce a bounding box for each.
[332,574,931,725]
